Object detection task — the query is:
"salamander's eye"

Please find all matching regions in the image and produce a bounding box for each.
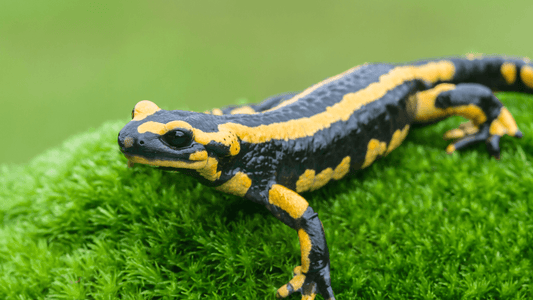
[162,129,192,148]
[131,107,135,119]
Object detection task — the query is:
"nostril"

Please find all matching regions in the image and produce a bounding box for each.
[123,137,135,148]
[139,140,145,145]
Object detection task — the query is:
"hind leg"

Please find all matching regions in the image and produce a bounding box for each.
[413,83,522,159]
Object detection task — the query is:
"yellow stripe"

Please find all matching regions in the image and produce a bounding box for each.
[264,64,364,112]
[298,229,312,273]
[140,61,455,146]
[125,155,205,169]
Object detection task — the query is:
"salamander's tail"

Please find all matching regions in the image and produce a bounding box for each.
[446,55,533,93]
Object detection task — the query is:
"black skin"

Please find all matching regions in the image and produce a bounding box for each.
[118,56,532,300]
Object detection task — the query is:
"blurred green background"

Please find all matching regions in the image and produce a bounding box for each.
[1,0,533,165]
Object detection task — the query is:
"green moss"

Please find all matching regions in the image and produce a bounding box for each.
[1,93,532,299]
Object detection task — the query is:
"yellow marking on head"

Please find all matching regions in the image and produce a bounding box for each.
[386,125,410,154]
[525,57,531,63]
[230,106,256,115]
[265,65,364,112]
[132,100,161,121]
[501,62,517,84]
[295,156,351,193]
[298,229,312,273]
[123,137,134,148]
[138,120,193,135]
[125,155,206,169]
[489,107,518,136]
[214,172,252,197]
[520,65,533,88]
[138,120,241,156]
[362,139,387,168]
[141,61,455,146]
[189,151,208,161]
[196,156,221,181]
[268,184,308,219]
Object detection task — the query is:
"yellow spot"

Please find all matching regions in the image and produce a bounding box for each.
[230,106,256,114]
[312,168,333,191]
[132,100,160,121]
[212,108,223,115]
[189,151,208,161]
[276,285,290,298]
[268,184,308,219]
[197,157,221,181]
[362,139,387,168]
[140,61,455,146]
[489,107,519,136]
[466,52,483,60]
[501,62,517,84]
[288,274,306,291]
[295,156,351,193]
[214,172,252,197]
[298,229,312,273]
[123,137,134,148]
[295,169,315,193]
[489,119,506,136]
[520,65,533,88]
[386,125,410,154]
[332,156,351,180]
[125,155,205,169]
[443,121,479,140]
[446,144,456,154]
[414,84,487,125]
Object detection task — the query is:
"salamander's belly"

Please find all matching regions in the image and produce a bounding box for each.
[275,81,417,193]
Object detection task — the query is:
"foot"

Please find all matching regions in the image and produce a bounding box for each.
[444,108,522,159]
[276,265,336,300]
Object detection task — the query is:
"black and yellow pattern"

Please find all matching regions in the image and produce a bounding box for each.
[118,56,532,300]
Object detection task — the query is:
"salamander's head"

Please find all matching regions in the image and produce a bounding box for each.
[118,100,240,174]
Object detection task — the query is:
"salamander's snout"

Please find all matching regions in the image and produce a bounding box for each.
[118,132,137,152]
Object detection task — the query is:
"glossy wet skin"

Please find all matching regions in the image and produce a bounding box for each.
[118,56,532,300]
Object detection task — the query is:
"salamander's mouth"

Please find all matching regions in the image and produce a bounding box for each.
[124,154,208,170]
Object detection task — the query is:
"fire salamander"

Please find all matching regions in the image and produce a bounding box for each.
[118,56,533,299]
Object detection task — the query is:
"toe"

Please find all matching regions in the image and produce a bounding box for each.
[276,283,294,299]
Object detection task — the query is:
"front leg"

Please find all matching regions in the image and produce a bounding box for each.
[260,184,336,300]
